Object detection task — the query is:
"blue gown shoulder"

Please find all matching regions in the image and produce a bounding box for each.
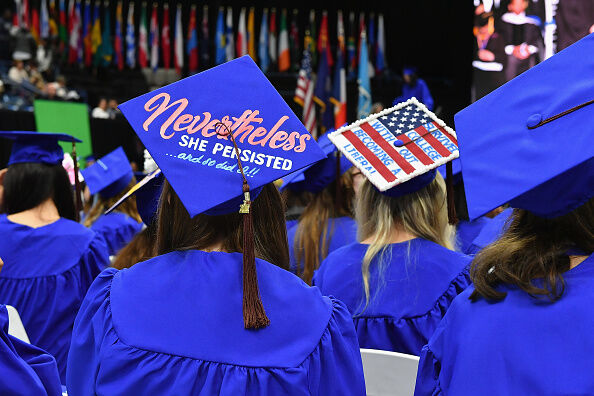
[90,212,143,256]
[67,250,366,395]
[314,238,471,355]
[0,215,110,381]
[455,217,491,254]
[415,254,594,395]
[0,304,62,396]
[288,216,358,274]
[466,208,513,255]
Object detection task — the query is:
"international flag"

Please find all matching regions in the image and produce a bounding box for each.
[100,3,113,67]
[368,13,376,69]
[187,5,199,73]
[376,14,386,73]
[317,11,333,67]
[138,2,148,68]
[68,0,81,64]
[247,7,255,60]
[313,36,334,132]
[114,1,124,70]
[40,0,50,38]
[31,4,40,43]
[294,46,317,134]
[357,13,365,67]
[49,0,58,37]
[330,10,347,129]
[258,8,269,72]
[269,8,277,69]
[225,7,234,61]
[236,8,247,57]
[13,0,28,28]
[76,1,83,63]
[308,10,316,67]
[58,0,67,46]
[289,9,300,72]
[329,99,459,191]
[150,3,158,70]
[200,5,210,67]
[91,1,101,65]
[83,0,92,67]
[357,32,371,119]
[126,1,136,68]
[215,7,225,65]
[278,9,290,72]
[174,4,183,74]
[161,3,171,69]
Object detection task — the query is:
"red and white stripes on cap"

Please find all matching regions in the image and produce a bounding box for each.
[329,97,459,191]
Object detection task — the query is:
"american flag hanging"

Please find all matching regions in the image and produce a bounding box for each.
[329,98,459,191]
[294,49,317,134]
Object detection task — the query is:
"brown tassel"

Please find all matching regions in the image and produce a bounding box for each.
[215,122,270,330]
[446,161,458,225]
[72,142,82,222]
[334,151,342,211]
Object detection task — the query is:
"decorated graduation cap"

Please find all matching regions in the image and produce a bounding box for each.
[280,130,352,193]
[118,55,325,329]
[0,131,84,221]
[106,169,163,227]
[81,147,133,199]
[329,97,459,221]
[0,131,81,165]
[455,33,594,220]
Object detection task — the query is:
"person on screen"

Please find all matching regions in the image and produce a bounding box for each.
[556,0,594,51]
[0,132,110,382]
[472,11,506,100]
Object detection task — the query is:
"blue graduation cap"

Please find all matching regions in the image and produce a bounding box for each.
[106,169,163,226]
[0,131,81,166]
[81,147,133,199]
[118,55,326,217]
[280,130,352,193]
[455,33,594,220]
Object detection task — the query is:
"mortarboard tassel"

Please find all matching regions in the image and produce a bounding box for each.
[72,142,82,222]
[446,161,458,225]
[216,122,270,329]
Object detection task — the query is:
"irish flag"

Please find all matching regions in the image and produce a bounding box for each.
[278,9,290,72]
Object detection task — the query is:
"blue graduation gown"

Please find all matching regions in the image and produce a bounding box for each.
[393,79,434,110]
[455,217,491,254]
[0,304,62,396]
[0,214,110,382]
[67,250,366,395]
[313,238,471,355]
[466,208,513,255]
[415,254,594,395]
[90,212,143,256]
[288,216,358,274]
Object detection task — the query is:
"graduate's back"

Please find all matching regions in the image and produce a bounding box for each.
[68,249,365,395]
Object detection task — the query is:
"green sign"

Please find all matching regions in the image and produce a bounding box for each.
[33,100,92,168]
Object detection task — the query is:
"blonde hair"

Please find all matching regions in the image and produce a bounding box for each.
[355,173,454,310]
[83,178,142,227]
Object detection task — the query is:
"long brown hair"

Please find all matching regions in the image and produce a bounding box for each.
[470,198,594,302]
[112,223,157,270]
[156,180,289,269]
[356,174,454,309]
[83,178,142,227]
[293,171,354,284]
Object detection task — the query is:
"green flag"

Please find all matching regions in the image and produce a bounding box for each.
[99,5,113,67]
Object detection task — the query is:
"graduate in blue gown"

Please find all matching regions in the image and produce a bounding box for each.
[415,34,594,395]
[393,66,434,111]
[465,206,513,255]
[281,132,356,284]
[438,159,491,254]
[67,56,366,395]
[313,102,471,356]
[0,302,62,396]
[82,147,143,257]
[0,131,110,382]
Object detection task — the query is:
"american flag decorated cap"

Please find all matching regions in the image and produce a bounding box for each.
[455,33,594,220]
[328,97,459,197]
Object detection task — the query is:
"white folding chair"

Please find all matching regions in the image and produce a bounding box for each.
[360,348,420,396]
[6,305,30,344]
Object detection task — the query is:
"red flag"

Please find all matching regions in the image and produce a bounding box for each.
[317,11,333,68]
[67,0,80,65]
[22,0,30,28]
[187,5,199,73]
[114,1,124,70]
[161,3,171,69]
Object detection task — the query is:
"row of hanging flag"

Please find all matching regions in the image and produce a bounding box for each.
[11,0,387,78]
